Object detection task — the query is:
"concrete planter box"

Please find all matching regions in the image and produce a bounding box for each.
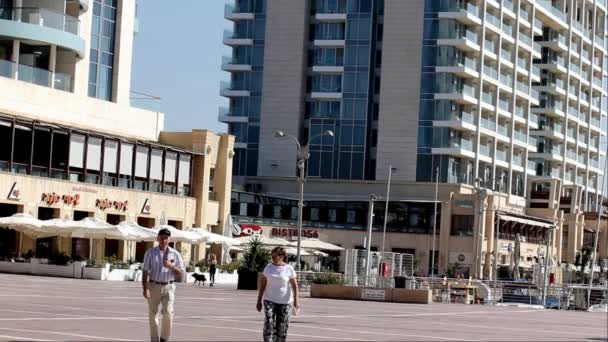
[0,260,33,274]
[0,260,87,279]
[392,288,433,304]
[311,284,432,304]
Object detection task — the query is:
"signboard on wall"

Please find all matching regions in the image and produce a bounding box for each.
[361,288,385,301]
[141,199,151,215]
[8,182,20,200]
[448,252,473,265]
[271,227,319,239]
[41,193,80,206]
[235,224,263,237]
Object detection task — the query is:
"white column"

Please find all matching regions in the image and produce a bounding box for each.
[11,39,19,79]
[49,44,57,88]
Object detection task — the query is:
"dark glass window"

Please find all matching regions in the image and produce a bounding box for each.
[450,215,474,236]
[88,0,117,101]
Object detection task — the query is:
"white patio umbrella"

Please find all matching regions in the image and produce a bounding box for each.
[287,238,344,251]
[307,249,329,257]
[233,235,290,247]
[151,224,202,244]
[115,221,157,242]
[187,228,240,245]
[286,247,311,256]
[43,217,129,259]
[0,213,45,257]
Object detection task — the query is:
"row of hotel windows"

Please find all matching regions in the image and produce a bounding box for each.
[0,119,193,196]
[231,192,440,233]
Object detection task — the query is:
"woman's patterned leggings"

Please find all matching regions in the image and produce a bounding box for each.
[263,300,291,342]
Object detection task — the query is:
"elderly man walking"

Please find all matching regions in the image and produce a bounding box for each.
[142,228,185,342]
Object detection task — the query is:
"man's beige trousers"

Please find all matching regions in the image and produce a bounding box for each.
[147,283,175,341]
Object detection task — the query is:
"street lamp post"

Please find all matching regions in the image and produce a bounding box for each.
[274,129,334,271]
[380,165,396,258]
[474,177,488,279]
[431,166,439,280]
[366,193,379,286]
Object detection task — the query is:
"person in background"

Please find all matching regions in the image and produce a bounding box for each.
[209,253,217,287]
[256,247,299,342]
[142,228,185,342]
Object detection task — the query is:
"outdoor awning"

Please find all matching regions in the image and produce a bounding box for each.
[497,214,555,229]
[287,238,344,251]
[233,236,289,246]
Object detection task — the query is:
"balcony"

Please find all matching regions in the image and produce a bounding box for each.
[486,12,501,30]
[516,80,529,94]
[314,0,347,21]
[434,83,478,105]
[0,59,72,92]
[519,32,533,48]
[438,28,480,51]
[223,29,253,46]
[436,54,479,78]
[220,80,251,97]
[434,109,475,124]
[313,0,347,14]
[221,55,252,72]
[218,106,248,123]
[432,134,475,157]
[497,123,509,137]
[224,3,255,20]
[0,7,84,56]
[535,0,567,25]
[480,116,495,131]
[438,0,481,25]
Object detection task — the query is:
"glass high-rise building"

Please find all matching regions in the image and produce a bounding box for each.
[222,0,608,210]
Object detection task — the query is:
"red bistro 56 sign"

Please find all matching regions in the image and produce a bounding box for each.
[271,227,319,239]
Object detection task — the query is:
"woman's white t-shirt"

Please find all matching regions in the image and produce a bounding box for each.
[263,263,296,305]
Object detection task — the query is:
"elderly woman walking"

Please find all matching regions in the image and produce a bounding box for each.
[256,247,300,342]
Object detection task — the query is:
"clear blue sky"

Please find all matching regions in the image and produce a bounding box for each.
[130,0,231,133]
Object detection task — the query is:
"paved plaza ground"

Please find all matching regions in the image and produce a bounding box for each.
[0,273,605,341]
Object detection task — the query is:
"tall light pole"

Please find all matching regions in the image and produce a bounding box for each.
[274,129,334,271]
[380,165,396,258]
[588,153,608,306]
[431,166,439,279]
[474,177,488,279]
[493,173,505,282]
[365,193,379,286]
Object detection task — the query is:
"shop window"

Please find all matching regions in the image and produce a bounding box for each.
[450,215,474,236]
[12,125,31,171]
[32,128,51,176]
[0,121,11,171]
[74,211,92,221]
[392,248,415,256]
[37,207,58,220]
[72,238,90,260]
[50,131,68,179]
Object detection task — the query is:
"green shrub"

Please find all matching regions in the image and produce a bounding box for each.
[239,237,271,273]
[48,252,70,266]
[219,261,240,273]
[195,260,209,272]
[312,272,345,285]
[186,265,196,273]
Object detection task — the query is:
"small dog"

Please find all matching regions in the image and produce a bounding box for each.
[192,273,207,286]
